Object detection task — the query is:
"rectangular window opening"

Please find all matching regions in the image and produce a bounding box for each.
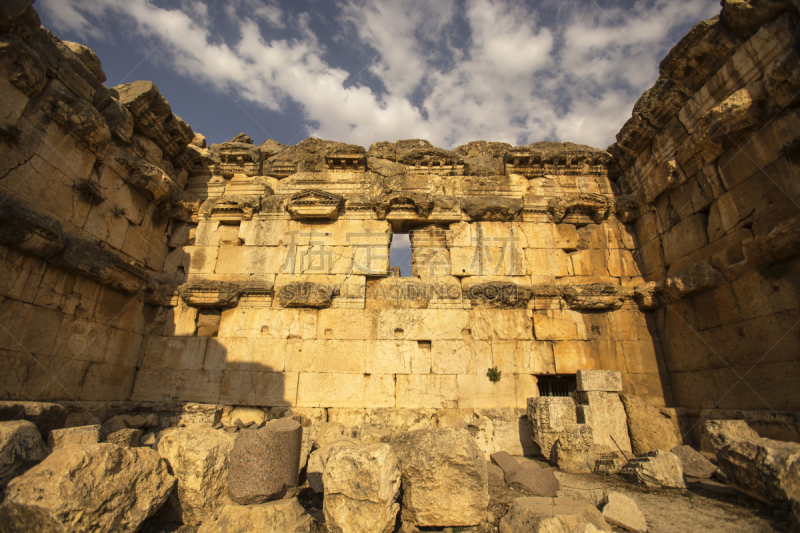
[537,374,577,398]
[389,232,413,277]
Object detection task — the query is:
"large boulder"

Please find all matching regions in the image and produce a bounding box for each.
[307,438,361,493]
[700,419,760,453]
[499,496,612,533]
[619,395,681,455]
[717,437,800,504]
[0,420,46,488]
[0,443,175,533]
[601,492,647,533]
[323,443,401,533]
[197,499,314,533]
[670,445,716,478]
[155,427,235,525]
[390,428,488,527]
[620,450,686,489]
[227,418,302,504]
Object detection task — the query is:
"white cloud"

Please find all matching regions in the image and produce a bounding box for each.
[37,0,722,150]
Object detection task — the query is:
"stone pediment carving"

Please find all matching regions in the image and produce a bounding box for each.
[548,193,612,224]
[287,189,343,219]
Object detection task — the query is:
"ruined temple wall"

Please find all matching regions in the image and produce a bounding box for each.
[611,5,800,413]
[0,6,196,403]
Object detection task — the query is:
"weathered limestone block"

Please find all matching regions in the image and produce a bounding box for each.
[499,497,612,533]
[390,428,488,527]
[323,443,401,533]
[307,438,361,493]
[527,396,577,461]
[106,428,143,447]
[620,450,686,489]
[576,391,632,454]
[48,425,103,448]
[228,419,302,504]
[63,41,106,83]
[461,276,532,308]
[396,374,457,409]
[577,370,622,392]
[112,80,193,156]
[155,427,235,525]
[298,373,394,408]
[664,264,722,300]
[717,437,800,504]
[222,406,267,427]
[197,499,313,533]
[0,420,46,488]
[0,443,175,533]
[279,281,337,308]
[41,82,111,158]
[671,445,717,478]
[601,492,647,533]
[700,419,760,453]
[554,424,595,474]
[532,309,589,341]
[620,395,682,455]
[720,0,789,40]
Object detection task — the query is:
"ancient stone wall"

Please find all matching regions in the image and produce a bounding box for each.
[2,0,798,453]
[609,3,800,416]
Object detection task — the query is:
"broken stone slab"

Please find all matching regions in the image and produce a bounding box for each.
[601,492,647,533]
[506,467,560,497]
[104,413,159,433]
[323,443,401,533]
[307,438,361,493]
[155,427,235,525]
[554,424,595,474]
[619,395,681,455]
[197,498,314,533]
[488,462,506,487]
[576,391,632,454]
[620,450,686,489]
[390,428,488,527]
[0,420,46,489]
[106,428,143,448]
[227,418,302,504]
[499,497,612,533]
[576,370,623,392]
[671,445,717,479]
[700,419,760,454]
[0,443,175,533]
[48,425,103,449]
[717,436,800,504]
[490,450,521,480]
[527,396,578,462]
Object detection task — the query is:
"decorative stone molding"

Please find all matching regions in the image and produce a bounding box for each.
[287,190,343,220]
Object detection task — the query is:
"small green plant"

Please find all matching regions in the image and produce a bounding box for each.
[486,366,502,383]
[780,138,800,164]
[759,262,787,280]
[72,179,104,206]
[111,205,127,219]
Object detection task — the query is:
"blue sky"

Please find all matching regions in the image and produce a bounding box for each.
[38,0,719,276]
[38,0,719,150]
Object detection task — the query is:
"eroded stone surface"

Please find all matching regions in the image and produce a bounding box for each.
[0,443,175,533]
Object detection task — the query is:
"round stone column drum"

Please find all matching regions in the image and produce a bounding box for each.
[228,418,303,504]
